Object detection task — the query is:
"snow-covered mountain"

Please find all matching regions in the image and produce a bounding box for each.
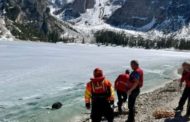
[0,0,190,41]
[48,0,190,40]
[0,0,84,42]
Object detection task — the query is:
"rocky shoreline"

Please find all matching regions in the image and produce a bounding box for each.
[82,81,190,122]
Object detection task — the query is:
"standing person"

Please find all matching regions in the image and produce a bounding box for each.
[174,62,190,114]
[187,98,190,117]
[84,68,115,122]
[126,60,144,122]
[114,69,130,113]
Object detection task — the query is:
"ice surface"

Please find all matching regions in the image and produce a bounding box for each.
[0,40,189,121]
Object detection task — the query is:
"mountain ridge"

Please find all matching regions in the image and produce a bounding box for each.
[0,0,190,42]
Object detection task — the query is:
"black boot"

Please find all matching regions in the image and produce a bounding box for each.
[125,119,135,122]
[117,101,123,113]
[118,105,122,113]
[126,109,135,122]
[174,106,183,111]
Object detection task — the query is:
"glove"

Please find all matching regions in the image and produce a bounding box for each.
[85,103,90,110]
[110,100,114,105]
[110,100,115,109]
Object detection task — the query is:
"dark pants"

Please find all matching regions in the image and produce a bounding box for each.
[117,90,127,111]
[127,88,140,122]
[91,99,114,122]
[187,101,190,115]
[177,87,190,111]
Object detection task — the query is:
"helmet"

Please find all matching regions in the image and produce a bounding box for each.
[125,69,130,74]
[93,68,103,78]
[182,61,190,71]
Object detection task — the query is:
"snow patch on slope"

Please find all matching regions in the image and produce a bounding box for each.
[66,0,121,26]
[73,22,148,42]
[73,17,160,42]
[139,17,156,31]
[66,0,75,3]
[0,17,14,40]
[175,24,190,40]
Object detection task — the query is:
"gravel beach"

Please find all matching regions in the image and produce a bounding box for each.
[82,81,190,122]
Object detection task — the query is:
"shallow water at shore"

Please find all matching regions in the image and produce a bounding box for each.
[0,40,189,122]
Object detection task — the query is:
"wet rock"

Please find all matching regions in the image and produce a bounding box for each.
[52,102,62,110]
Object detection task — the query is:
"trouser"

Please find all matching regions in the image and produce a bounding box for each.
[127,88,140,122]
[187,100,190,115]
[117,90,127,111]
[91,99,114,122]
[177,87,190,110]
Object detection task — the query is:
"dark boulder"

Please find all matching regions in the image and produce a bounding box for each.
[52,102,62,110]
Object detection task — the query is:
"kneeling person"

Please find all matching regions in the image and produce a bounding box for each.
[114,69,130,112]
[84,68,115,122]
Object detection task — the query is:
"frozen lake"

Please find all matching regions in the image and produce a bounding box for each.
[0,40,189,122]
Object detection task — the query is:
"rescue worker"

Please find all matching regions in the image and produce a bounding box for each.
[114,69,130,113]
[84,68,115,122]
[187,101,190,116]
[174,62,190,115]
[126,60,144,122]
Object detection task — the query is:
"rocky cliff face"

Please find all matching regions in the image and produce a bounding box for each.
[107,0,190,33]
[4,0,48,23]
[1,0,82,42]
[51,0,96,20]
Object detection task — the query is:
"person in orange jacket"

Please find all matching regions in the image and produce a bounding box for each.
[84,68,115,122]
[114,69,130,113]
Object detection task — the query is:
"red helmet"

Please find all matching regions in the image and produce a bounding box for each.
[93,68,103,78]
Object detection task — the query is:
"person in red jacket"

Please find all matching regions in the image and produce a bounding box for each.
[126,60,144,122]
[114,69,130,113]
[174,62,190,115]
[84,68,115,122]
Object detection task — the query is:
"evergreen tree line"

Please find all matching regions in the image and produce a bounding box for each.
[95,30,190,50]
[9,22,73,43]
